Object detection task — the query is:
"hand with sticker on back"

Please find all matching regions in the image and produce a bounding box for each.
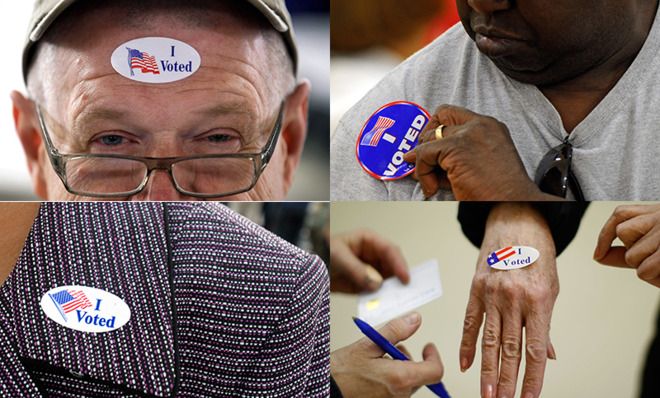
[331,312,444,398]
[403,105,560,200]
[461,203,558,398]
[330,229,410,293]
[594,204,660,288]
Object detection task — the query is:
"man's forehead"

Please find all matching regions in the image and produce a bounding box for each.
[31,1,273,91]
[34,5,276,115]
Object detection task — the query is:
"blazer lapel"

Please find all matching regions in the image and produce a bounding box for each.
[0,203,176,397]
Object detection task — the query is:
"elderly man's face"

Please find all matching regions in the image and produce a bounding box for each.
[457,0,642,86]
[13,4,309,201]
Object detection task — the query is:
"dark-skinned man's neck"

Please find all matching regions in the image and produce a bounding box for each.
[539,1,657,133]
[0,203,40,285]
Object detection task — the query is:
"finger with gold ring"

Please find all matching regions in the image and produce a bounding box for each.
[435,124,445,140]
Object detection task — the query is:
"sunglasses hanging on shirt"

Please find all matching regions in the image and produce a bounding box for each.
[534,137,585,201]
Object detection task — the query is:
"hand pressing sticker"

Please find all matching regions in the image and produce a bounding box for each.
[356,101,430,181]
[487,246,540,270]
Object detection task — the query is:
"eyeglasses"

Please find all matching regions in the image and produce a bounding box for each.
[534,137,585,201]
[35,103,284,198]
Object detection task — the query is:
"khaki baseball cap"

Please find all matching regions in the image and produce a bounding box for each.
[22,0,297,81]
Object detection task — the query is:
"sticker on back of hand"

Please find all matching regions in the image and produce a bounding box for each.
[111,37,201,83]
[487,246,540,270]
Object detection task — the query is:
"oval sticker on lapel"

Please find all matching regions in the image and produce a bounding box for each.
[487,246,540,270]
[40,286,131,333]
[111,37,201,84]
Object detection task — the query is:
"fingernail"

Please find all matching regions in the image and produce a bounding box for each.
[549,345,557,360]
[364,267,383,290]
[524,393,534,398]
[460,358,468,372]
[593,247,603,260]
[483,384,494,398]
[405,312,420,325]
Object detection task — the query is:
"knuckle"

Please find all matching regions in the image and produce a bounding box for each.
[472,274,487,289]
[484,281,498,296]
[525,341,546,363]
[613,206,634,222]
[482,328,500,348]
[524,286,552,303]
[463,314,480,333]
[615,223,628,239]
[359,228,377,241]
[501,280,522,301]
[386,371,412,394]
[384,322,406,341]
[383,243,401,260]
[501,338,522,360]
[434,104,453,114]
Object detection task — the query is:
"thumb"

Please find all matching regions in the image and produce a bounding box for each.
[359,312,423,357]
[332,244,384,292]
[596,246,634,268]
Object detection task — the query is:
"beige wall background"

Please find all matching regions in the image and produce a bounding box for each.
[330,202,660,398]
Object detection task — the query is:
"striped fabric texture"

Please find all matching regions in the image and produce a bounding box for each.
[0,202,330,397]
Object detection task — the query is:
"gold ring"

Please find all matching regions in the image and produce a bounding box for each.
[435,124,445,140]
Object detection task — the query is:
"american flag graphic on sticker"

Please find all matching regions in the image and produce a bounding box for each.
[126,48,161,76]
[360,116,396,147]
[48,289,92,321]
[355,101,430,181]
[487,246,540,270]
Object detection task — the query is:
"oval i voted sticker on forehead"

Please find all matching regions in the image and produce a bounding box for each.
[111,37,201,84]
[487,246,540,270]
[356,101,431,180]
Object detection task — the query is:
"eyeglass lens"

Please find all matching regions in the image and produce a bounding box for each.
[64,157,258,196]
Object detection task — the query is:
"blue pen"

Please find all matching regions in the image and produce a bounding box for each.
[353,317,451,398]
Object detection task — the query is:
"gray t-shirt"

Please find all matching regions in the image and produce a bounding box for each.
[331,15,660,201]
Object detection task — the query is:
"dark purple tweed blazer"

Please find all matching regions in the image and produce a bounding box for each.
[0,202,329,397]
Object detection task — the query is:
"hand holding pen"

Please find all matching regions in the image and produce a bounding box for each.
[331,312,446,397]
[354,315,451,398]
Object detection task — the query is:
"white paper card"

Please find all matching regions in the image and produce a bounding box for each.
[358,259,442,326]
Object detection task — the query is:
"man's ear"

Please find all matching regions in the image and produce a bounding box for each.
[278,80,310,191]
[11,91,48,198]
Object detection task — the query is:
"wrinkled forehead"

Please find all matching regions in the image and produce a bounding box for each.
[30,2,279,115]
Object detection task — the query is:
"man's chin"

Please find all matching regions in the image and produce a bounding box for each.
[489,58,566,87]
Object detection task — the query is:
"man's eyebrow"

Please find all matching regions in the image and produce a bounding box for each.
[193,102,253,117]
[71,108,128,133]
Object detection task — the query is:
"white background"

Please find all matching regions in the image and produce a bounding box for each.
[0,2,34,199]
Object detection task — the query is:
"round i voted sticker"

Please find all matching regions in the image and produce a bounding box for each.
[487,246,540,270]
[356,101,431,180]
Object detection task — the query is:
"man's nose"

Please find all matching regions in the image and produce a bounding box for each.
[467,0,511,14]
[130,170,194,201]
